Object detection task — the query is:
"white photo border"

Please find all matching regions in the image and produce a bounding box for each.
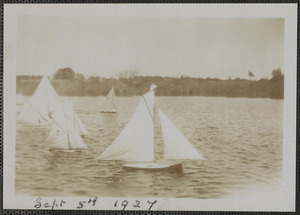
[3,3,297,211]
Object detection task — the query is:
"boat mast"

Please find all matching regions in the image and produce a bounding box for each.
[141,89,156,161]
[151,85,157,161]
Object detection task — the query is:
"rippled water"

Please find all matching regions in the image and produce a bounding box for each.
[15,96,283,198]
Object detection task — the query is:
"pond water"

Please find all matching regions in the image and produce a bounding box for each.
[15,96,283,199]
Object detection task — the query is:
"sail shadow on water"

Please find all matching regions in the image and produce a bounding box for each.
[96,85,205,172]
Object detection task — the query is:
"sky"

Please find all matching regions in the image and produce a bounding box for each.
[16,16,284,79]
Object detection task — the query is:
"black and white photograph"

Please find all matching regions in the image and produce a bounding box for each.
[3,3,297,211]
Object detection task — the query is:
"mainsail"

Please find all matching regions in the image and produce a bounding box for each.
[97,97,154,162]
[97,84,204,165]
[68,99,89,136]
[47,99,87,150]
[158,109,205,160]
[17,76,61,125]
[74,114,90,136]
[47,102,68,149]
[100,87,117,113]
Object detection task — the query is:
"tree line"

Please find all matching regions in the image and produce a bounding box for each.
[16,67,284,99]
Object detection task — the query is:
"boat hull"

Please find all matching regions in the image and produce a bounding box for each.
[123,161,182,172]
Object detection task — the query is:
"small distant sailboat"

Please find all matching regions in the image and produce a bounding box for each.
[100,87,117,114]
[47,99,88,152]
[97,85,205,171]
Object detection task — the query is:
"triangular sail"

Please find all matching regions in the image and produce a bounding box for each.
[47,99,87,150]
[100,87,117,113]
[65,99,87,149]
[17,102,47,125]
[66,99,89,136]
[97,97,154,162]
[47,102,69,149]
[17,76,61,125]
[66,122,88,149]
[158,109,205,160]
[150,84,157,91]
[74,114,90,135]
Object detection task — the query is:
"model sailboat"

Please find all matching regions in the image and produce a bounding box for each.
[17,76,89,135]
[97,85,205,171]
[17,76,61,125]
[100,87,117,113]
[47,99,88,152]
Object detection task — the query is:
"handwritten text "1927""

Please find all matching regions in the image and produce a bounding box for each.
[34,197,157,211]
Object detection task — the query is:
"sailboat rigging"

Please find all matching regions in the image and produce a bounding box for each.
[97,85,205,171]
[100,87,117,114]
[47,98,88,152]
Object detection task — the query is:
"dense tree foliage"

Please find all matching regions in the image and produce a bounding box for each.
[54,68,75,79]
[16,68,284,99]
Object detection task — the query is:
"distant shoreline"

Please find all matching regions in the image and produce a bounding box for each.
[16,75,284,100]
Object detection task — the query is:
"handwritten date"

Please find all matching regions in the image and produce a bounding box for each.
[34,197,157,210]
[114,200,157,211]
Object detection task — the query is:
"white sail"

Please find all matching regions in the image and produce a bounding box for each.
[158,109,205,160]
[47,122,69,149]
[17,102,46,125]
[66,99,89,136]
[66,121,88,149]
[150,84,157,91]
[17,76,61,125]
[47,102,68,149]
[143,90,155,119]
[64,99,87,149]
[100,87,117,113]
[47,99,87,150]
[30,76,61,117]
[74,114,90,135]
[65,99,89,137]
[97,97,154,162]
